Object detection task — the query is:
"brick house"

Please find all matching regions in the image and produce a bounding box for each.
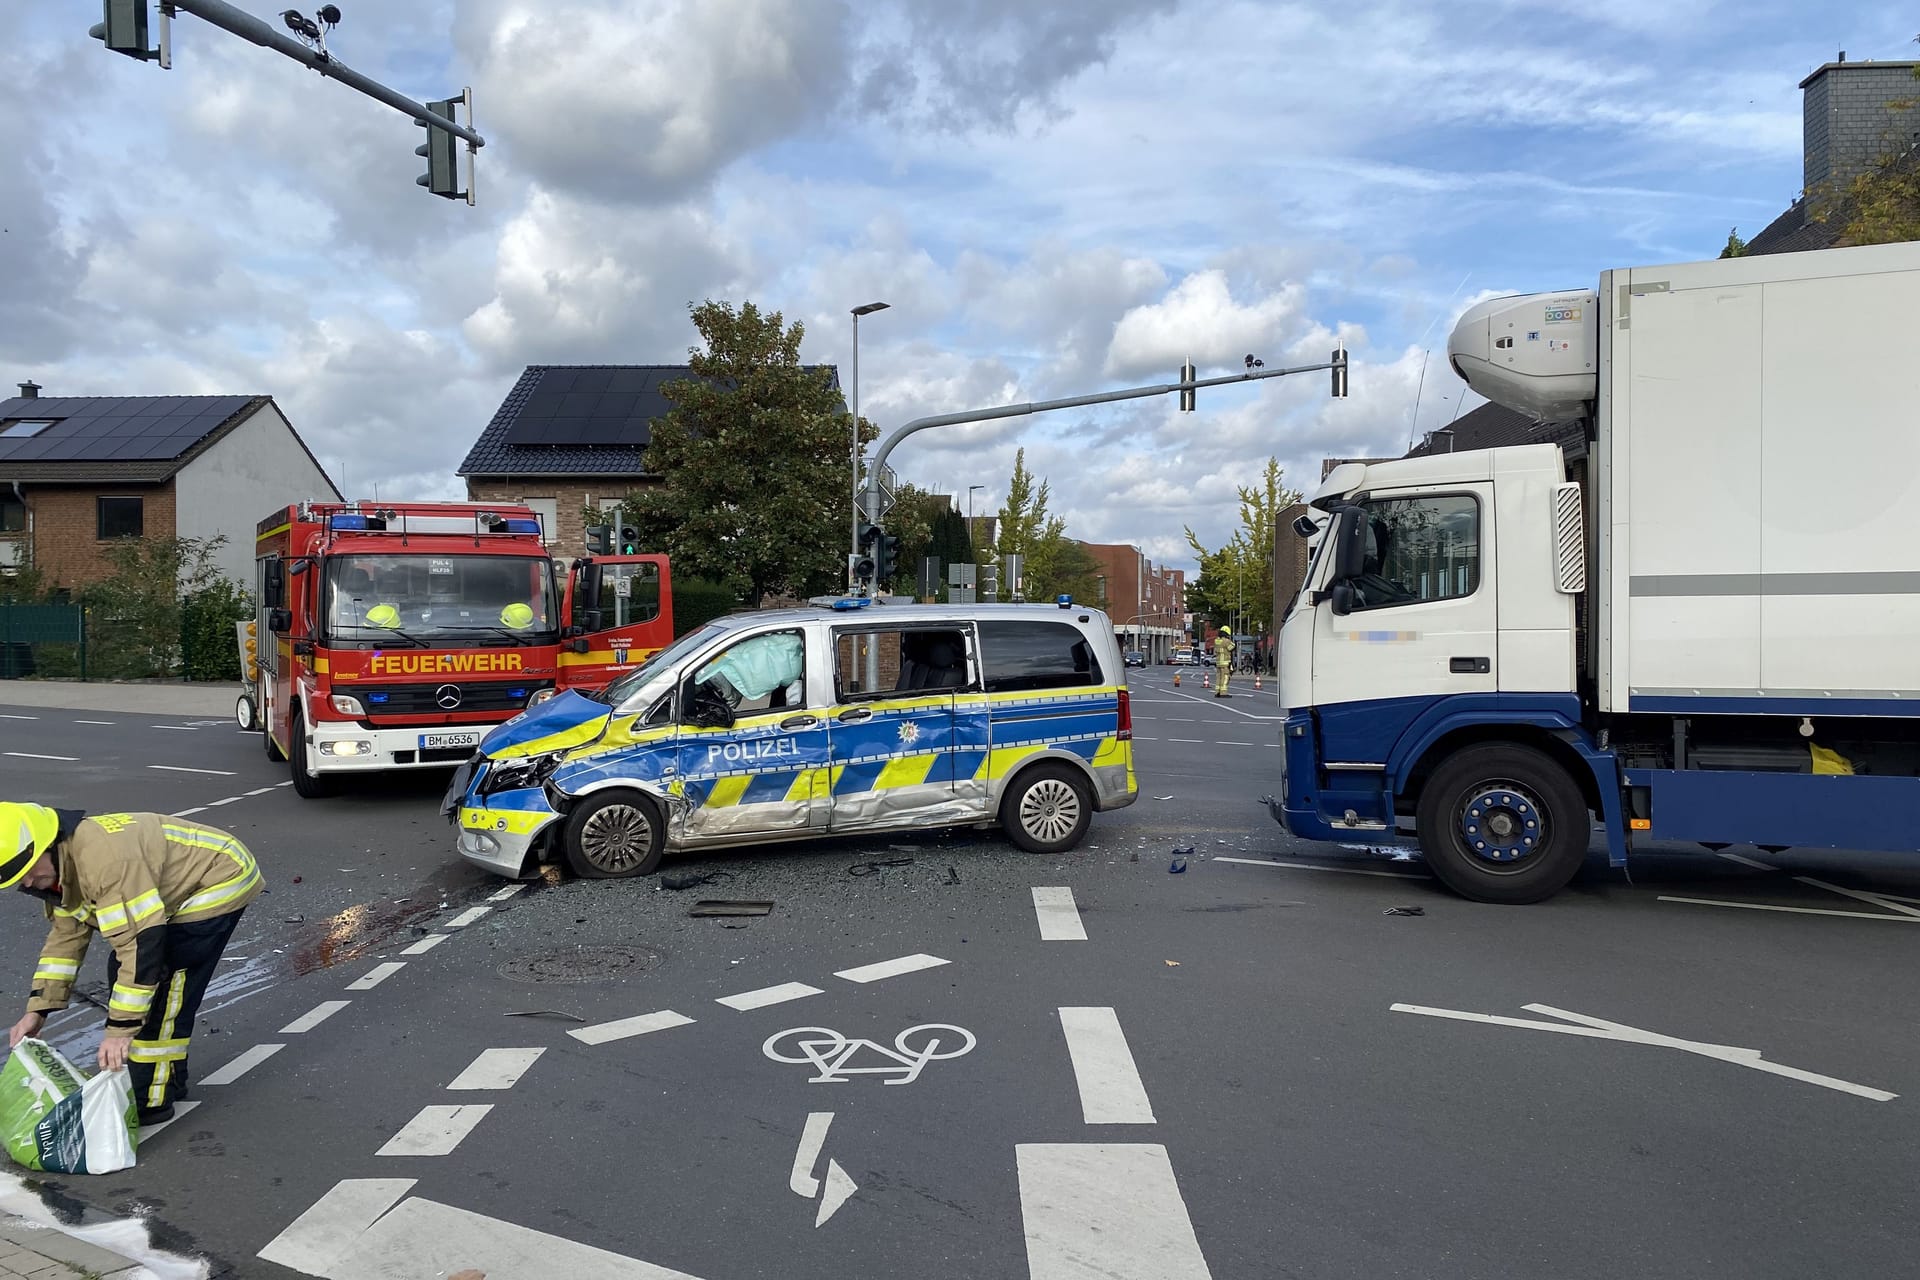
[0,382,340,591]
[1078,541,1186,662]
[458,363,842,561]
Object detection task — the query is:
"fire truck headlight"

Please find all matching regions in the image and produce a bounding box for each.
[527,687,558,707]
[319,739,374,757]
[330,694,367,717]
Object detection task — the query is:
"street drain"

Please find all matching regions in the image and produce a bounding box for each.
[498,945,660,984]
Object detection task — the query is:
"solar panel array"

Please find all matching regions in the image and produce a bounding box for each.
[0,395,255,464]
[501,368,665,447]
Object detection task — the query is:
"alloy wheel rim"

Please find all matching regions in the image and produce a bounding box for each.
[581,805,651,872]
[1020,778,1081,844]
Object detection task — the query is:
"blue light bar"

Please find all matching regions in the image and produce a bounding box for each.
[329,515,369,530]
[501,519,542,534]
[831,598,873,610]
[508,688,528,699]
[368,692,390,704]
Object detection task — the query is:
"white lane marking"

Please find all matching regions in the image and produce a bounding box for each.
[148,764,236,776]
[789,1112,833,1197]
[281,1000,351,1034]
[1018,1143,1211,1279]
[1391,1002,1897,1101]
[1135,736,1159,741]
[151,725,199,731]
[4,751,77,761]
[377,1104,495,1156]
[445,905,491,928]
[1796,876,1920,919]
[205,797,240,807]
[135,1098,201,1145]
[0,714,37,720]
[401,933,450,956]
[717,982,824,1012]
[1032,887,1087,942]
[816,1159,858,1228]
[256,1178,418,1275]
[448,1047,546,1090]
[170,807,208,817]
[1657,896,1920,921]
[315,1193,707,1278]
[200,1043,285,1086]
[1158,684,1286,720]
[1216,855,1428,880]
[347,962,407,990]
[245,786,277,797]
[73,720,115,725]
[487,883,528,901]
[1168,738,1204,744]
[833,953,950,984]
[1718,852,1777,871]
[276,780,293,787]
[1214,741,1255,746]
[569,1009,696,1046]
[1058,1007,1156,1124]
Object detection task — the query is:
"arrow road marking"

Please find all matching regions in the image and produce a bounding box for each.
[816,1159,857,1228]
[789,1111,858,1227]
[1391,1001,1896,1101]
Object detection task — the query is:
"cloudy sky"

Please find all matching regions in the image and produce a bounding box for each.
[3,1,1910,569]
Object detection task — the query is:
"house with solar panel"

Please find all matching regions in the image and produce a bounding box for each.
[0,381,340,591]
[459,363,841,561]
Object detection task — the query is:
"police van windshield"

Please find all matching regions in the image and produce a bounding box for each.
[325,555,559,645]
[596,622,728,705]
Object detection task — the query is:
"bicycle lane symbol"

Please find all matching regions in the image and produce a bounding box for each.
[762,1023,977,1085]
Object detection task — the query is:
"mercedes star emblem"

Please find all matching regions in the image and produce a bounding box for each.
[435,684,463,710]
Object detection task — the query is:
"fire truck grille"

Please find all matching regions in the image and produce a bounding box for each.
[365,682,543,715]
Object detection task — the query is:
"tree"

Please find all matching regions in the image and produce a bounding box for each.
[1813,42,1920,247]
[622,300,873,607]
[1183,457,1301,635]
[885,482,952,596]
[84,535,236,679]
[1719,227,1750,258]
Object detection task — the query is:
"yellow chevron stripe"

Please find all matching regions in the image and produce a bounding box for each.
[874,753,937,790]
[1092,736,1126,766]
[501,717,609,759]
[783,768,829,804]
[705,774,752,809]
[985,745,1043,781]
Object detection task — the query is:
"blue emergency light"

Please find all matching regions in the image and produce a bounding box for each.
[831,598,873,610]
[328,514,369,531]
[1057,594,1073,607]
[367,692,390,704]
[500,519,542,535]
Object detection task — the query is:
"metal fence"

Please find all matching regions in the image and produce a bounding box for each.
[0,603,88,680]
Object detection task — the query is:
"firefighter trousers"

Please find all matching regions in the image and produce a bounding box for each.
[106,909,245,1112]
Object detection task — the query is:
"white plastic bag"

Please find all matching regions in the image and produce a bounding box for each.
[0,1039,137,1174]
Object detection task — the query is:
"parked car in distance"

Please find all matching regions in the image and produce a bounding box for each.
[1171,647,1196,666]
[1123,650,1146,667]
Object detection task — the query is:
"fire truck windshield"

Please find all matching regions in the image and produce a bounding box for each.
[324,555,559,645]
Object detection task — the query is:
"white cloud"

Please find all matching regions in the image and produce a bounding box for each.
[1104,272,1307,380]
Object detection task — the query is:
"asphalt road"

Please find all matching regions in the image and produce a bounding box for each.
[2,674,1918,1278]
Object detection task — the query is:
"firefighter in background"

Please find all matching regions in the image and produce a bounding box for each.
[2,804,261,1125]
[1214,626,1236,697]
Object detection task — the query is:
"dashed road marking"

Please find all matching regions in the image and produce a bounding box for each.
[1058,1007,1155,1124]
[171,807,208,817]
[282,1001,351,1034]
[201,1043,285,1086]
[1217,855,1428,880]
[401,933,451,956]
[834,953,949,983]
[1032,887,1087,941]
[717,982,824,1011]
[569,1009,696,1046]
[245,786,277,797]
[445,906,491,929]
[149,764,236,776]
[1018,1143,1211,1279]
[0,714,38,720]
[1168,738,1203,744]
[347,962,406,991]
[487,884,527,902]
[447,1047,546,1090]
[4,751,77,761]
[73,719,114,725]
[377,1104,495,1156]
[257,1178,417,1274]
[151,725,199,731]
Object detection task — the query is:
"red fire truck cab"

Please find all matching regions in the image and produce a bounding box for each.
[255,501,671,796]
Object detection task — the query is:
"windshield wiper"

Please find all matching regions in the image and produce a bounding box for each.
[456,625,548,647]
[347,627,430,648]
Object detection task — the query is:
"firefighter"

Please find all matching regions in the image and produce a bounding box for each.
[1214,626,1236,697]
[2,804,261,1125]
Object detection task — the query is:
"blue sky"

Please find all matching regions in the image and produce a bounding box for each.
[3,0,1912,569]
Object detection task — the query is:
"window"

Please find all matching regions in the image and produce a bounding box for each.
[597,561,660,626]
[0,497,23,533]
[1348,494,1480,611]
[323,554,558,642]
[97,496,143,540]
[834,627,970,700]
[521,497,559,545]
[977,620,1101,693]
[0,420,56,439]
[692,630,806,713]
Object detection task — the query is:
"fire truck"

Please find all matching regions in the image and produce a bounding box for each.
[254,501,672,796]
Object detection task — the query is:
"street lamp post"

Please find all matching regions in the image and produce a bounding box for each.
[850,301,890,591]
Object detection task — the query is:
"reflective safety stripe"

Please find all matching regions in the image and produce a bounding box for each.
[33,958,78,980]
[164,822,261,916]
[93,888,166,932]
[52,905,89,923]
[128,1037,190,1064]
[147,971,189,1108]
[109,983,155,1014]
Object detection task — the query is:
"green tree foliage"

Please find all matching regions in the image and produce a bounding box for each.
[1719,227,1750,258]
[84,536,241,680]
[622,300,873,607]
[885,482,953,596]
[1184,457,1302,634]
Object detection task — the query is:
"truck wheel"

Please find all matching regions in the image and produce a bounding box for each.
[1415,744,1589,904]
[289,707,333,798]
[235,693,257,733]
[1002,763,1092,854]
[564,790,664,879]
[263,718,285,762]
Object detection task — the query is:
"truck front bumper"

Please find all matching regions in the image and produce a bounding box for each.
[306,722,502,773]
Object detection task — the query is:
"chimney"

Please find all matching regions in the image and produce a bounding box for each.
[16,381,39,399]
[1801,56,1920,194]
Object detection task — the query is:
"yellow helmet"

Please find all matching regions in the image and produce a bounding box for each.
[0,802,58,889]
[1220,625,1231,636]
[500,602,536,630]
[365,604,402,629]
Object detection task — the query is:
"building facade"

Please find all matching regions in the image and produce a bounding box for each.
[1079,541,1186,662]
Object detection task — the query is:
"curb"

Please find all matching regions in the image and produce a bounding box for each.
[0,1214,146,1278]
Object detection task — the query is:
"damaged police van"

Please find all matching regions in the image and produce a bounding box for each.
[444,600,1137,878]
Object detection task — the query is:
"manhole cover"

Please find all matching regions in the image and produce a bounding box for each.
[498,945,660,984]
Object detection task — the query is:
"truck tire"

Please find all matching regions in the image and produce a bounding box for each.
[1415,743,1590,904]
[1001,763,1093,854]
[289,706,333,798]
[564,790,664,879]
[264,720,285,762]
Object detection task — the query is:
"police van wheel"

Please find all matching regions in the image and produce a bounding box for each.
[289,707,334,798]
[1003,764,1092,855]
[565,791,664,879]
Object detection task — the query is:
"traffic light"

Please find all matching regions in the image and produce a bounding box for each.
[1331,345,1349,398]
[874,529,900,587]
[584,525,611,555]
[852,521,879,585]
[1178,359,1196,412]
[615,519,641,555]
[416,98,463,200]
[90,0,153,60]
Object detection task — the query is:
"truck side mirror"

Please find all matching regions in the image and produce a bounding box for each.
[268,607,293,633]
[1333,507,1369,580]
[581,609,604,632]
[263,559,286,609]
[1291,513,1318,539]
[1329,583,1355,617]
